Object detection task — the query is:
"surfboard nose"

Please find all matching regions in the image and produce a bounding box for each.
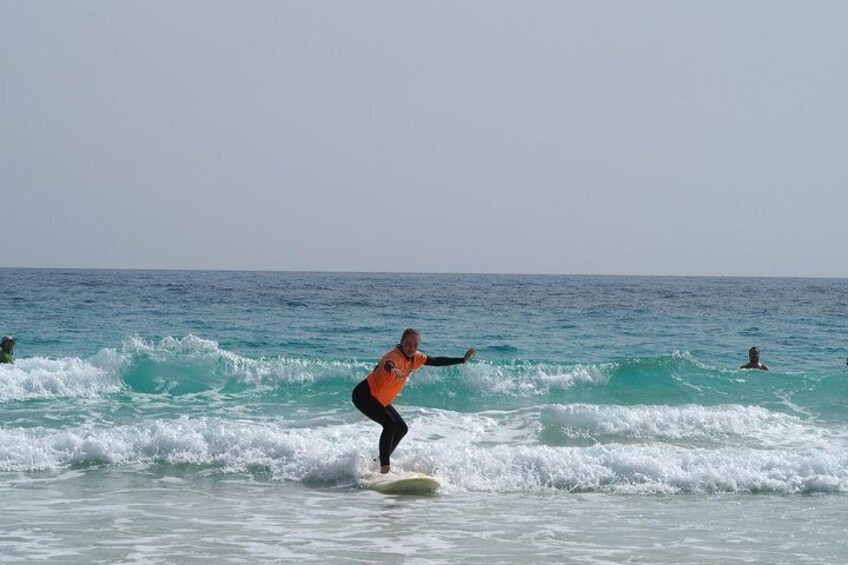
[363,472,442,495]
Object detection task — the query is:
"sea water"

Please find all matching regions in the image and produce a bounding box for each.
[0,269,846,563]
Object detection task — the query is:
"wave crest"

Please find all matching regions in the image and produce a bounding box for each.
[0,355,123,402]
[2,411,846,495]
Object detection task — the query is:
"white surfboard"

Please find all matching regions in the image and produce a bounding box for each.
[363,471,442,495]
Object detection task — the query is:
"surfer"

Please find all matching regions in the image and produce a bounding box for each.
[352,328,476,474]
[0,336,14,364]
[740,346,768,371]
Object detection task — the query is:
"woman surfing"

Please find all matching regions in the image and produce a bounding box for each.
[352,328,476,473]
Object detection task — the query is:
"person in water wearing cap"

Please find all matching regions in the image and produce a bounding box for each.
[352,328,476,474]
[0,336,15,364]
[740,346,768,371]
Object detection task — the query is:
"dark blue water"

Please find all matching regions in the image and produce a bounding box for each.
[4,269,846,368]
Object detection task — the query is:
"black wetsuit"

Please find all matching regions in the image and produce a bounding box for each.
[352,355,465,466]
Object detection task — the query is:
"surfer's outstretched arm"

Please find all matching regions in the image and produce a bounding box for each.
[424,348,476,366]
[424,349,477,367]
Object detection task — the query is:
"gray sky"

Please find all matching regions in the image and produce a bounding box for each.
[2,1,846,276]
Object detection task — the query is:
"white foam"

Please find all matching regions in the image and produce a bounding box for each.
[540,403,829,448]
[241,356,370,385]
[0,334,626,402]
[401,407,848,494]
[459,360,608,395]
[0,334,377,402]
[430,442,848,494]
[3,409,845,494]
[0,416,368,482]
[120,334,371,385]
[0,355,123,402]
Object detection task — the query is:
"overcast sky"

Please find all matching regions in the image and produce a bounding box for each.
[2,1,846,276]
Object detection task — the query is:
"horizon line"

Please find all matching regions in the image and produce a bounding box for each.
[0,265,845,281]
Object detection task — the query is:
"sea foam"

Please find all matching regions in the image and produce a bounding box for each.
[2,408,846,495]
[539,403,832,448]
[0,354,123,402]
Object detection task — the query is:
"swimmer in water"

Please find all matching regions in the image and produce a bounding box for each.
[352,328,476,474]
[0,336,14,364]
[740,346,769,371]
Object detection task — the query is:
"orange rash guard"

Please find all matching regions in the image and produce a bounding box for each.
[366,347,428,406]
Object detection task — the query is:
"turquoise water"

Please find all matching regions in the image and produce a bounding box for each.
[1,269,847,562]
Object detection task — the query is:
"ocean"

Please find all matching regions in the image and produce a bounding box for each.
[1,268,846,563]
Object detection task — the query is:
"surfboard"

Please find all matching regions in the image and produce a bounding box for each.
[363,472,442,495]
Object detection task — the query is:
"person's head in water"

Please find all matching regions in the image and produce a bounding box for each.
[741,346,768,370]
[399,328,421,358]
[0,336,14,363]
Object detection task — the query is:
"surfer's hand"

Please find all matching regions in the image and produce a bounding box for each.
[463,348,477,362]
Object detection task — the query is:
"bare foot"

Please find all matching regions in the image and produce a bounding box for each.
[380,465,391,474]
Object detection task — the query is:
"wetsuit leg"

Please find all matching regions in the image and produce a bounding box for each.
[352,379,407,466]
[384,403,408,457]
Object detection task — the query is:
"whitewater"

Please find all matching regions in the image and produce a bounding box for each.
[1,269,847,563]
